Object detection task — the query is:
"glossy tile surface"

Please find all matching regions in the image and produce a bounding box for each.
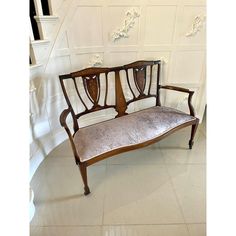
[31,162,106,226]
[187,224,206,236]
[30,226,102,236]
[167,164,206,223]
[103,165,185,224]
[102,225,189,236]
[30,118,206,235]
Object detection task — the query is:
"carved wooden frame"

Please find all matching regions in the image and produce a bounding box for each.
[59,60,199,195]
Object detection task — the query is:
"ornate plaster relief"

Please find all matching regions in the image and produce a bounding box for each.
[186,15,206,37]
[111,8,140,42]
[88,54,103,67]
[160,57,168,64]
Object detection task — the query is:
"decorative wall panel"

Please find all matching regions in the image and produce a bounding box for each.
[175,6,206,45]
[169,51,205,84]
[69,6,103,48]
[104,52,138,66]
[55,31,69,50]
[145,6,177,45]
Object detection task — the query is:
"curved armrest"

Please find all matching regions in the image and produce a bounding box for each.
[159,85,194,94]
[60,108,71,128]
[60,108,80,164]
[159,85,195,117]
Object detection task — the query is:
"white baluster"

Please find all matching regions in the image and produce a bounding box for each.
[47,0,53,15]
[33,0,43,16]
[29,18,34,41]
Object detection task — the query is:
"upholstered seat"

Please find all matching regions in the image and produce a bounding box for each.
[74,106,196,162]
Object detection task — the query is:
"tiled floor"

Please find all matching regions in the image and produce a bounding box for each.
[30,118,206,236]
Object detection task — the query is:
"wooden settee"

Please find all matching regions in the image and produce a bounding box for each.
[59,60,199,195]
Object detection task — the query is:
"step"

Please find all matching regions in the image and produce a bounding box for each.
[31,39,50,46]
[34,15,59,40]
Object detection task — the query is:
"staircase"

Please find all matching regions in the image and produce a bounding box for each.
[29,0,72,221]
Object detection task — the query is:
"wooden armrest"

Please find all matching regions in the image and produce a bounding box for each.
[60,108,81,164]
[60,108,71,128]
[159,85,195,117]
[159,85,194,94]
[59,108,74,141]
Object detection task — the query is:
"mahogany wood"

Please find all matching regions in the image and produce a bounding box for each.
[59,60,199,195]
[114,70,128,117]
[159,85,195,116]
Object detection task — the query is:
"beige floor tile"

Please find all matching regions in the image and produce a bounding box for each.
[102,224,189,236]
[187,224,206,236]
[158,126,202,149]
[30,226,102,236]
[107,144,164,165]
[31,164,106,226]
[167,165,206,223]
[103,165,185,224]
[47,140,107,165]
[48,140,73,157]
[160,132,206,164]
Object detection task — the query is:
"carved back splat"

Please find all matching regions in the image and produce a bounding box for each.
[59,60,161,131]
[123,60,161,105]
[82,75,100,107]
[133,67,146,95]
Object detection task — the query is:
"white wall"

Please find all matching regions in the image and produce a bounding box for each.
[30,0,206,180]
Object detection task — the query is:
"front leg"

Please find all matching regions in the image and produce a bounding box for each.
[79,163,91,195]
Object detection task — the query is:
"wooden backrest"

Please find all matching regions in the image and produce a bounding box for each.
[122,60,161,106]
[59,60,161,129]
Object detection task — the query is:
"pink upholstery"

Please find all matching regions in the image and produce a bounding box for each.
[74,106,196,162]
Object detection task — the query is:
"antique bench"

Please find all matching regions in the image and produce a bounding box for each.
[59,60,199,195]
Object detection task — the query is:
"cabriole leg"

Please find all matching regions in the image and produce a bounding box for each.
[79,164,90,195]
[189,121,199,149]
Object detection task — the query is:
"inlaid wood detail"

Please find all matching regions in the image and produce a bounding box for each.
[59,61,161,121]
[123,60,161,105]
[133,67,146,95]
[82,75,100,106]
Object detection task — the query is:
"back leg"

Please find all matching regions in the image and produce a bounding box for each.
[79,164,91,195]
[189,120,199,149]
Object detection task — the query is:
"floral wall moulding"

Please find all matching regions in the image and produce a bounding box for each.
[186,15,206,37]
[111,8,140,42]
[88,54,103,67]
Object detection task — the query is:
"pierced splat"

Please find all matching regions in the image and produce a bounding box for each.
[82,75,100,107]
[133,67,146,95]
[59,60,161,120]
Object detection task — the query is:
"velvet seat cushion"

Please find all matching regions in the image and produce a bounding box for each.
[74,106,196,162]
